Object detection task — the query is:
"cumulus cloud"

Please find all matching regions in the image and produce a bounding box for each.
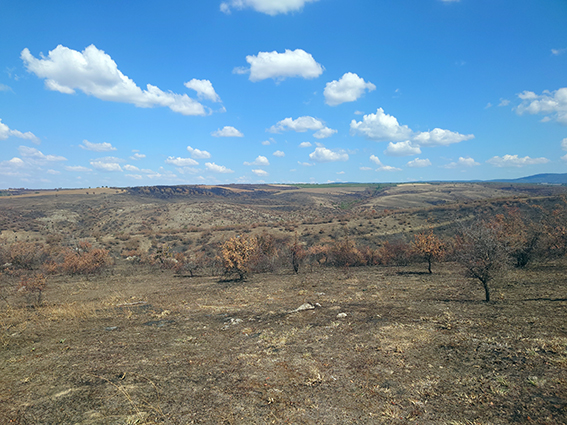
[90,160,122,172]
[244,155,270,166]
[562,138,567,151]
[184,79,221,102]
[444,157,480,168]
[273,150,285,157]
[21,45,209,116]
[369,154,401,171]
[350,108,412,142]
[235,49,323,82]
[220,0,318,15]
[130,153,146,160]
[0,118,40,144]
[324,72,376,106]
[309,147,348,163]
[407,158,432,168]
[413,128,474,147]
[384,141,421,157]
[262,138,276,145]
[80,140,116,152]
[123,164,140,172]
[498,98,510,107]
[211,126,244,137]
[515,87,567,124]
[487,154,550,167]
[269,116,335,139]
[205,162,234,173]
[18,146,66,162]
[0,157,26,176]
[351,108,474,147]
[252,169,269,176]
[299,141,312,148]
[165,156,199,167]
[187,145,211,159]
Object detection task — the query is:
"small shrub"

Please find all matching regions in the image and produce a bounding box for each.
[378,240,413,266]
[220,235,258,280]
[18,273,47,305]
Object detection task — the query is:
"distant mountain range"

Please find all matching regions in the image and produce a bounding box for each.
[489,173,567,184]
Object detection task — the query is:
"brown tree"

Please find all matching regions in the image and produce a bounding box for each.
[413,230,444,273]
[455,220,508,302]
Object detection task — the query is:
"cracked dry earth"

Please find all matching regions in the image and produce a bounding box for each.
[1,262,567,424]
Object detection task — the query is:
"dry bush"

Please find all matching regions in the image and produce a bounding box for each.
[455,220,508,302]
[540,200,567,259]
[307,244,330,269]
[220,235,258,280]
[7,241,46,270]
[17,272,47,305]
[413,230,445,273]
[378,239,413,266]
[327,236,366,268]
[250,232,281,273]
[288,233,307,274]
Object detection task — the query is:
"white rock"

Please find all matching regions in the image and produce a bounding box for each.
[337,313,347,318]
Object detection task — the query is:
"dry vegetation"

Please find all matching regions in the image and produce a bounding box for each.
[1,182,567,424]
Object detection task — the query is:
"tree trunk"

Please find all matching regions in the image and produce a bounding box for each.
[427,257,432,274]
[482,281,490,302]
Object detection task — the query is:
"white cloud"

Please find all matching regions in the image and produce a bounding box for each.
[269,116,335,138]
[369,154,401,171]
[126,174,143,180]
[79,140,116,152]
[551,48,566,56]
[0,157,26,176]
[313,127,338,139]
[412,128,474,147]
[90,161,122,172]
[562,138,567,151]
[0,118,40,144]
[299,141,312,148]
[18,146,66,162]
[211,126,244,137]
[351,108,474,147]
[359,166,372,171]
[205,162,234,173]
[309,147,348,163]
[46,169,61,175]
[123,164,140,172]
[298,161,314,166]
[130,153,146,160]
[184,79,221,102]
[562,154,567,162]
[498,98,510,107]
[444,157,480,168]
[65,165,91,172]
[515,87,567,124]
[273,150,285,157]
[252,169,269,176]
[220,0,318,15]
[487,154,550,167]
[384,141,421,157]
[262,137,276,145]
[350,108,412,142]
[165,156,199,167]
[244,155,270,166]
[324,72,376,106]
[0,83,11,92]
[21,45,209,116]
[187,145,211,159]
[407,158,432,168]
[236,49,323,82]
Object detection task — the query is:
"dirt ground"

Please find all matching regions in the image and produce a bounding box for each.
[1,261,566,424]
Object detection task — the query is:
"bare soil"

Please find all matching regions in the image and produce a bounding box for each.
[1,261,567,424]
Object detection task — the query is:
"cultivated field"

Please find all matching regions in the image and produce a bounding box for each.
[1,183,566,424]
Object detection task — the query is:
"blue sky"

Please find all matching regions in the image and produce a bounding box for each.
[1,0,566,188]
